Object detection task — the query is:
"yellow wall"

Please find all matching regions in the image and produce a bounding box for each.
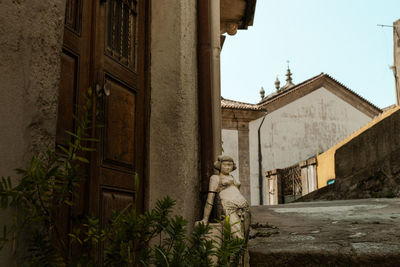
[316,106,400,189]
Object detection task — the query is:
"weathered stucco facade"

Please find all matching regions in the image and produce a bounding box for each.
[148,0,201,224]
[0,0,66,178]
[0,0,67,263]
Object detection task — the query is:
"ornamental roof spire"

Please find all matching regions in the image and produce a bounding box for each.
[260,86,265,99]
[274,76,280,91]
[281,60,295,91]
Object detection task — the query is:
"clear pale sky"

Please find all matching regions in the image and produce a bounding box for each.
[221,0,400,109]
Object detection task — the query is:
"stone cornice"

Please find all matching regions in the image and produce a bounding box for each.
[220,0,256,35]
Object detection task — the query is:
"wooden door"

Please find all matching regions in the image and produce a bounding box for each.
[57,0,93,245]
[90,0,147,226]
[57,0,148,256]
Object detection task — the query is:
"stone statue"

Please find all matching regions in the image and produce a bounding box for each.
[201,155,250,241]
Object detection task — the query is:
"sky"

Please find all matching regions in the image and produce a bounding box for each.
[221,0,400,109]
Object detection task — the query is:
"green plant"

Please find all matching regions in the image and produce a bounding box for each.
[0,89,246,266]
[0,89,100,266]
[104,197,245,267]
[215,216,246,266]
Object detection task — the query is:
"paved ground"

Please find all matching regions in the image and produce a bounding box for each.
[248,198,400,266]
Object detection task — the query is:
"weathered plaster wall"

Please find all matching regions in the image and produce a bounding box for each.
[0,0,66,263]
[148,0,200,227]
[334,109,400,199]
[222,129,240,180]
[249,87,372,205]
[317,107,400,189]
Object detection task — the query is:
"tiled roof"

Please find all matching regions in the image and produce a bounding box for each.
[222,73,382,116]
[323,74,381,112]
[258,73,381,113]
[221,97,261,110]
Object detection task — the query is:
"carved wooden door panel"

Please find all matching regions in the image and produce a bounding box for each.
[90,0,146,228]
[57,0,93,243]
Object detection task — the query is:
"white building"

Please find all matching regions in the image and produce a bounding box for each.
[222,68,382,206]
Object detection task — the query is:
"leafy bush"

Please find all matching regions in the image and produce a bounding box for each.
[104,196,245,267]
[0,89,98,266]
[0,90,245,266]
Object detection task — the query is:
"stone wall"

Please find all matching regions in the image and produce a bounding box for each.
[0,0,66,264]
[334,109,400,199]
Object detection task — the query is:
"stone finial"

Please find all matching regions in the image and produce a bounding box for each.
[280,63,295,91]
[260,86,265,99]
[285,67,294,85]
[274,76,280,91]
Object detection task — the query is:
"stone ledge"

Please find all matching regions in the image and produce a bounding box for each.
[249,198,400,266]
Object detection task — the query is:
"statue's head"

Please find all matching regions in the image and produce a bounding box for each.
[213,155,237,173]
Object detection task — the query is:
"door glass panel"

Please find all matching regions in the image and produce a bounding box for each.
[65,0,82,34]
[106,0,138,71]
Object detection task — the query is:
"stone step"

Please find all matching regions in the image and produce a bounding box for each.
[248,198,400,266]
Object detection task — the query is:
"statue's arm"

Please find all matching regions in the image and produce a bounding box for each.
[201,175,219,222]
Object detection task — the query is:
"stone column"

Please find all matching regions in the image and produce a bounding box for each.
[238,123,251,202]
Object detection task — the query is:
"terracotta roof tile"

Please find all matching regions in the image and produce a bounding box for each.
[221,97,261,110]
[324,74,381,112]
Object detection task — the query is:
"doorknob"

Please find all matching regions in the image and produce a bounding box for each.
[96,82,111,97]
